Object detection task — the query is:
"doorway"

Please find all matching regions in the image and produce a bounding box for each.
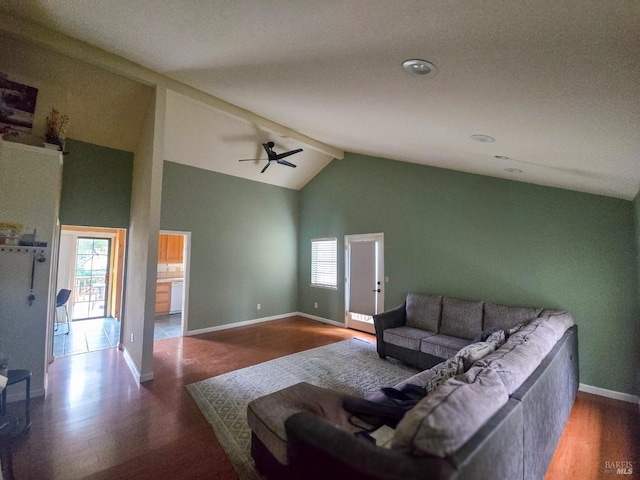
[73,236,111,319]
[155,231,189,341]
[344,233,384,334]
[54,226,126,357]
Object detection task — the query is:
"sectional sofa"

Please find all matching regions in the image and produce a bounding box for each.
[247,295,579,480]
[375,293,556,370]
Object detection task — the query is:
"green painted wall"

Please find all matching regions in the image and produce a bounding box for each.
[160,161,298,331]
[59,139,133,228]
[299,152,640,395]
[635,192,640,296]
[634,192,640,395]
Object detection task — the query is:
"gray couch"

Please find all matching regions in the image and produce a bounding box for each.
[375,293,549,370]
[248,305,579,480]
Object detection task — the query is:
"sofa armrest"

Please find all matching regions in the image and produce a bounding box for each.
[373,302,406,358]
[285,411,456,480]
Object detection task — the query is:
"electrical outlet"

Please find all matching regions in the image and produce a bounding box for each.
[130,333,134,342]
[257,304,261,310]
[314,302,318,308]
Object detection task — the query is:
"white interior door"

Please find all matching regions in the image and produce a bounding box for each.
[345,233,384,334]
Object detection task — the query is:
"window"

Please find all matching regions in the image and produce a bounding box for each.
[311,238,337,289]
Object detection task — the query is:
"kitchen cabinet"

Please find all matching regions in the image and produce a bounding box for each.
[158,234,184,264]
[155,282,171,315]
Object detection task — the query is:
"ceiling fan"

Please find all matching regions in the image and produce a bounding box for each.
[239,142,303,173]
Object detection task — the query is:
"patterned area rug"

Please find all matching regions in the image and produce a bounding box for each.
[186,338,418,479]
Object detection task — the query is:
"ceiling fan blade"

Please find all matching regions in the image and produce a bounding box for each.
[238,158,265,162]
[275,148,303,160]
[277,159,297,168]
[260,162,271,173]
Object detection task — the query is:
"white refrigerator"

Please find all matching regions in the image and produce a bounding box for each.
[0,139,62,400]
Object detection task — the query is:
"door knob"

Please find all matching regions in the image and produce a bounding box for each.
[373,289,381,293]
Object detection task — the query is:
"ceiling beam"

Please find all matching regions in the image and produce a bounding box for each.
[0,13,344,160]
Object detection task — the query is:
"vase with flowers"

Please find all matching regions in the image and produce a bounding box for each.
[44,107,69,151]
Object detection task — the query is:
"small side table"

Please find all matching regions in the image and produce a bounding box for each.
[0,370,31,434]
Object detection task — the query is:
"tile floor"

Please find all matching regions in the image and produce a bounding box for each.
[53,314,182,357]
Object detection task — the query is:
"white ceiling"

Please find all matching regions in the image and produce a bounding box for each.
[2,0,639,198]
[164,90,334,190]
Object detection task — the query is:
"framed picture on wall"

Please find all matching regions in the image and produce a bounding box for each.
[0,77,39,133]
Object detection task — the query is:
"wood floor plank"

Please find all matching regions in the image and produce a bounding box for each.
[6,316,637,479]
[544,392,639,480]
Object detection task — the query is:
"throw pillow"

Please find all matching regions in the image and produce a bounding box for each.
[506,322,527,337]
[472,326,503,343]
[485,329,506,349]
[454,341,496,372]
[423,357,461,395]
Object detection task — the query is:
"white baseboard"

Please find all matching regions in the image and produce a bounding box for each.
[185,311,347,336]
[4,387,45,404]
[296,312,346,328]
[579,383,639,404]
[186,312,299,336]
[123,347,154,383]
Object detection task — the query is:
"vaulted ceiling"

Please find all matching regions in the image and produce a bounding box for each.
[2,1,639,197]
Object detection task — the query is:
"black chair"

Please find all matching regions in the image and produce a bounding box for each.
[55,289,72,335]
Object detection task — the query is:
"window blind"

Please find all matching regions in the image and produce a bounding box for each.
[311,238,337,289]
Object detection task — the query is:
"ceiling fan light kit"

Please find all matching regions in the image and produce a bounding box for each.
[238,141,303,173]
[471,134,496,143]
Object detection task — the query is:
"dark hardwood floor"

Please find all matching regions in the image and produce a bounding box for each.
[6,316,638,479]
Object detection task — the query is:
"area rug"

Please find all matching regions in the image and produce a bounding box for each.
[186,338,418,479]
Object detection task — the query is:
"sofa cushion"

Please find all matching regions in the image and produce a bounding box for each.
[247,382,367,465]
[392,366,509,457]
[485,329,506,349]
[454,330,505,371]
[539,309,566,317]
[507,322,527,337]
[476,340,541,395]
[509,319,556,353]
[406,294,442,331]
[476,315,573,394]
[483,302,542,332]
[383,326,437,350]
[535,311,574,340]
[472,326,502,342]
[423,357,462,395]
[420,334,471,359]
[393,369,437,391]
[440,297,484,340]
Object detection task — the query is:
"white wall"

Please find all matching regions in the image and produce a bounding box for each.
[0,141,62,398]
[121,87,165,382]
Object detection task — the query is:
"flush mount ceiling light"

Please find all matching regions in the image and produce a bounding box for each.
[471,134,496,143]
[504,168,523,173]
[402,59,437,76]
